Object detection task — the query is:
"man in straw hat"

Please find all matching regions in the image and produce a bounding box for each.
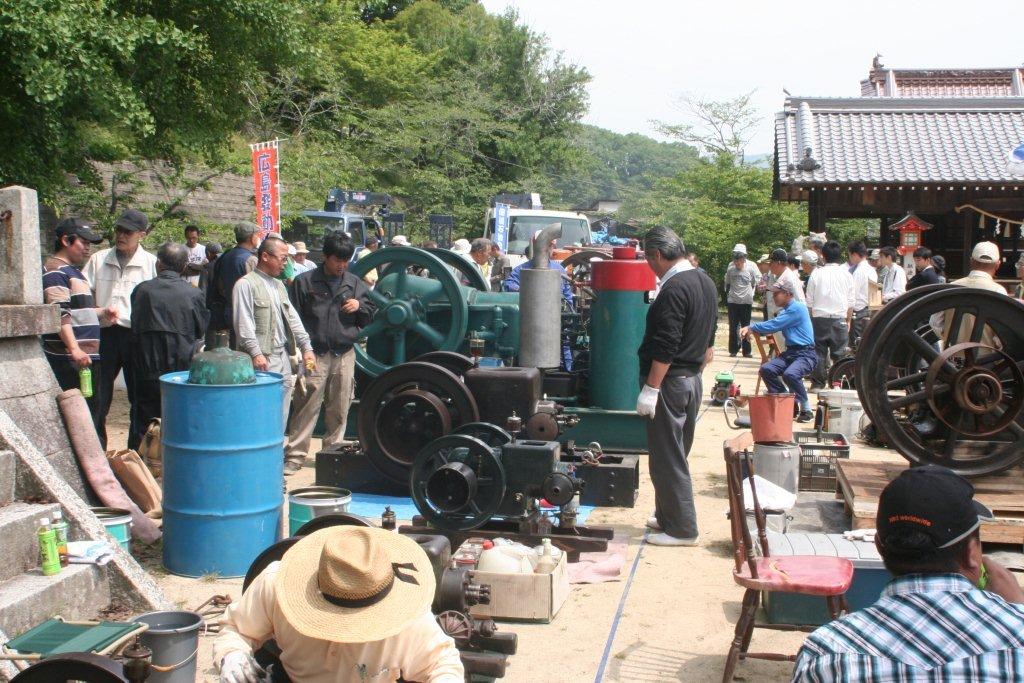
[216,527,464,682]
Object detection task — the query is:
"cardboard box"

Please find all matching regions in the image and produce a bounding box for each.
[469,551,570,623]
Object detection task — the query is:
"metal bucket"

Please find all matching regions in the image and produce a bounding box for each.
[134,611,202,683]
[819,389,864,440]
[747,394,795,443]
[89,507,132,554]
[288,486,352,535]
[160,371,285,577]
[752,442,800,494]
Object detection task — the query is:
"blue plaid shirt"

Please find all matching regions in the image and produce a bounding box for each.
[793,574,1024,682]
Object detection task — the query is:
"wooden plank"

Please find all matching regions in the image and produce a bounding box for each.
[836,460,1024,544]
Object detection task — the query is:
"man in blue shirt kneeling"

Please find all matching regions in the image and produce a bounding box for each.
[741,279,816,422]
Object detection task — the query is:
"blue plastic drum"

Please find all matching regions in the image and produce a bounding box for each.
[159,371,284,577]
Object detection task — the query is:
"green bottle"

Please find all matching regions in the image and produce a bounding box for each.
[37,518,61,576]
[79,367,93,398]
[51,510,69,567]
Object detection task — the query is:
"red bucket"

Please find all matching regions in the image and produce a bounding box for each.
[747,394,794,443]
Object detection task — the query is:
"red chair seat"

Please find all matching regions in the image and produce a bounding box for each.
[734,556,854,596]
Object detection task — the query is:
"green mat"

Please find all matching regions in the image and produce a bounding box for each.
[6,619,140,656]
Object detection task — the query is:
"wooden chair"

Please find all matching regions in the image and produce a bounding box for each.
[722,432,853,682]
[750,332,780,395]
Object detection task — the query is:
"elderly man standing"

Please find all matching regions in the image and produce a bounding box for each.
[636,227,718,547]
[723,244,761,358]
[291,241,315,275]
[805,240,854,389]
[468,238,493,283]
[83,209,158,448]
[129,243,209,450]
[285,233,374,475]
[847,240,878,348]
[233,236,316,442]
[207,222,261,347]
[183,224,206,286]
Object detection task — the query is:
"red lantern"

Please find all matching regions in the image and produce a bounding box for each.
[889,211,933,255]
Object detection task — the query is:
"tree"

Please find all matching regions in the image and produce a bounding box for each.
[654,92,760,163]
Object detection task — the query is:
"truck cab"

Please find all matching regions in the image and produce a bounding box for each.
[484,193,592,267]
[297,189,392,262]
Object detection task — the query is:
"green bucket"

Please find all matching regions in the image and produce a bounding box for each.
[287,487,352,536]
[90,507,132,554]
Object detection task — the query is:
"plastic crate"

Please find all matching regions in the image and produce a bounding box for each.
[794,431,850,491]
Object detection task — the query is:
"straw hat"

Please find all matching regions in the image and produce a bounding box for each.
[275,527,434,643]
[293,241,310,254]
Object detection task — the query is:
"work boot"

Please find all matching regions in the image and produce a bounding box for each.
[283,460,303,476]
[796,410,814,423]
[647,532,699,547]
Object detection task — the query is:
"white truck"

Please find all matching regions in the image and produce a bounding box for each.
[483,193,592,267]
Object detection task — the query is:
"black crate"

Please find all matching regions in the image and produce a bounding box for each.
[794,431,850,492]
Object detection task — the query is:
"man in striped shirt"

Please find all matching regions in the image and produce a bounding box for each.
[793,466,1024,682]
[42,218,118,426]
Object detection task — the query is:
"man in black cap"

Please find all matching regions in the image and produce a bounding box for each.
[83,209,158,447]
[793,466,1024,681]
[42,218,119,427]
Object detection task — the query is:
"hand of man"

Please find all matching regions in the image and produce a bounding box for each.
[739,326,750,339]
[252,354,269,372]
[69,347,92,369]
[104,306,119,323]
[701,347,714,371]
[219,651,264,683]
[302,350,317,372]
[636,384,659,419]
[982,556,1024,604]
[341,298,360,314]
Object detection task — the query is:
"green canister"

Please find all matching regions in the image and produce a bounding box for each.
[37,518,61,576]
[79,367,93,398]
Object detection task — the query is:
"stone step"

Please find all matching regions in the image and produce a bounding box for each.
[0,502,59,583]
[0,564,110,640]
[0,452,13,506]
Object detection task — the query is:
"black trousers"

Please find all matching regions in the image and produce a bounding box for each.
[95,326,136,450]
[727,303,752,356]
[48,356,103,436]
[129,377,161,451]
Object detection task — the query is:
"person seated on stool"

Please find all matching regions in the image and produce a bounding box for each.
[740,279,816,422]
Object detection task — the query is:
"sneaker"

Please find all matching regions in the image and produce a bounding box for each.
[647,532,699,547]
[283,461,303,476]
[796,410,814,423]
[742,353,753,358]
[646,516,662,531]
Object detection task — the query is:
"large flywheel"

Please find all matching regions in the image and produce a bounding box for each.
[856,286,1024,476]
[349,247,470,377]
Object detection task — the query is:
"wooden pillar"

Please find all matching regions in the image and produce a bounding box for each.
[962,209,973,275]
[808,188,826,232]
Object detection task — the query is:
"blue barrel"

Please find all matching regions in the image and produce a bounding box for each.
[160,371,284,577]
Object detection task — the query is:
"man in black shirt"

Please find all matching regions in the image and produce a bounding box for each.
[129,242,209,449]
[285,233,375,474]
[907,246,941,290]
[637,227,718,546]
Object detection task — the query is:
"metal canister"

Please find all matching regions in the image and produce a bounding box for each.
[589,247,656,410]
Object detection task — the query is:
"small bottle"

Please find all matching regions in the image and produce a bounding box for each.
[51,510,69,567]
[535,538,558,574]
[37,519,61,576]
[381,506,396,531]
[79,367,93,398]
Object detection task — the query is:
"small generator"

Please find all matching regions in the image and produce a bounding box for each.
[711,371,740,405]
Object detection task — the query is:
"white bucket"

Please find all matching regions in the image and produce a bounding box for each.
[752,442,800,494]
[819,389,864,441]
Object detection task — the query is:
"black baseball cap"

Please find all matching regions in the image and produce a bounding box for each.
[114,208,149,233]
[769,248,789,263]
[55,217,102,244]
[877,465,992,550]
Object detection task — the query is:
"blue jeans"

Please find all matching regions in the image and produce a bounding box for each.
[760,347,817,410]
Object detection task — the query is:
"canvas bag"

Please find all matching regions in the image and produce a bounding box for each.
[107,449,163,517]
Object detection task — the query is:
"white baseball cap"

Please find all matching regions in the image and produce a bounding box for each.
[391,235,410,246]
[451,238,471,255]
[971,242,1000,263]
[800,249,818,265]
[732,243,747,256]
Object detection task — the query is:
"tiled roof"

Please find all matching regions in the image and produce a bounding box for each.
[860,68,1024,98]
[775,97,1024,186]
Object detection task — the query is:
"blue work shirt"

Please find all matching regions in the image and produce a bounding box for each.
[503,260,574,307]
[749,300,814,347]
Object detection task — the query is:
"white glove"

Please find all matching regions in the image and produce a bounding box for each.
[636,384,659,419]
[220,651,265,683]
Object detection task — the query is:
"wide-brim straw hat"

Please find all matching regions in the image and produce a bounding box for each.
[275,526,434,643]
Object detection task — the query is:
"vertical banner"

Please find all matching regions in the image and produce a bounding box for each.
[492,202,511,252]
[250,140,281,238]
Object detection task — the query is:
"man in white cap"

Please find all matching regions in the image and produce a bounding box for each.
[450,238,471,256]
[723,244,761,357]
[215,526,464,682]
[929,242,1007,346]
[291,242,315,274]
[391,235,411,247]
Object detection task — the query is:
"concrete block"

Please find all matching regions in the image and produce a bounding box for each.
[0,186,42,306]
[0,564,110,638]
[0,451,13,505]
[0,411,172,613]
[0,304,60,339]
[0,502,59,582]
[0,629,19,682]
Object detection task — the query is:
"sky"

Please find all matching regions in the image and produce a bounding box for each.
[479,0,1024,154]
